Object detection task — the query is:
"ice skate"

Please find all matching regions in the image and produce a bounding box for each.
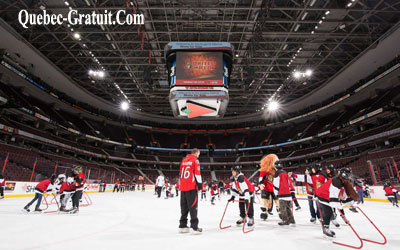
[59,205,68,212]
[236,217,245,225]
[331,219,340,227]
[310,217,316,223]
[323,225,336,239]
[178,227,190,234]
[278,220,289,226]
[69,207,79,214]
[34,207,42,212]
[23,205,30,213]
[295,206,301,211]
[191,227,202,235]
[349,208,358,213]
[247,218,254,227]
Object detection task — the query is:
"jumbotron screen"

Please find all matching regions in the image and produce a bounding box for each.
[175,52,223,86]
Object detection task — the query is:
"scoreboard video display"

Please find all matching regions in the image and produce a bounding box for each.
[175,52,223,86]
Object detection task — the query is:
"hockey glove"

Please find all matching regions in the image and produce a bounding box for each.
[228,196,235,202]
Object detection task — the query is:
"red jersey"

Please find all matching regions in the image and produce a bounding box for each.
[312,173,327,194]
[384,185,395,196]
[74,173,85,191]
[273,170,291,200]
[259,171,274,192]
[36,179,51,193]
[202,184,207,192]
[179,154,202,191]
[175,182,180,189]
[60,182,75,193]
[316,178,353,208]
[224,183,230,189]
[231,173,255,195]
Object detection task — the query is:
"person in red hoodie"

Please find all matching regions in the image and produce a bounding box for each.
[179,148,203,234]
[201,182,207,201]
[273,163,295,226]
[69,166,85,214]
[24,174,57,212]
[383,180,399,207]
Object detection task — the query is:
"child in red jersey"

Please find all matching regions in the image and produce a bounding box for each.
[228,166,255,227]
[210,183,219,205]
[383,180,399,207]
[24,174,57,212]
[201,182,207,201]
[59,176,75,212]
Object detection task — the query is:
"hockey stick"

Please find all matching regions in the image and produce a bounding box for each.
[356,206,387,245]
[333,208,364,249]
[219,200,254,234]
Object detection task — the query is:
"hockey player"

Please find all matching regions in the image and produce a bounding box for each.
[155,174,165,198]
[59,176,75,212]
[210,183,219,205]
[0,172,5,199]
[120,179,125,192]
[165,179,171,199]
[224,182,231,195]
[201,182,207,201]
[383,180,399,207]
[228,166,255,227]
[69,166,85,214]
[24,174,57,212]
[113,179,120,192]
[316,168,359,238]
[273,163,295,226]
[179,148,203,234]
[259,154,280,220]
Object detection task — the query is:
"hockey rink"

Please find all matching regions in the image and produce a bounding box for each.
[1,191,399,250]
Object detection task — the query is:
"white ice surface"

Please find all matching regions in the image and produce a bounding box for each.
[1,191,399,250]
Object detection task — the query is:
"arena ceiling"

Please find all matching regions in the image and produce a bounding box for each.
[1,0,400,117]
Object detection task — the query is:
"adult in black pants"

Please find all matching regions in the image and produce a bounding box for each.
[70,166,85,214]
[179,148,203,234]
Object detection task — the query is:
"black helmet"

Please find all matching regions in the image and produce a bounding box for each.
[275,160,282,169]
[338,168,352,180]
[231,166,241,172]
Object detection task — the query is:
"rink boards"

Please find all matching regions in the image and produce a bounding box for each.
[1,181,156,198]
[1,180,398,203]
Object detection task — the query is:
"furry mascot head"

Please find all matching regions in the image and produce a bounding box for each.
[260,154,279,175]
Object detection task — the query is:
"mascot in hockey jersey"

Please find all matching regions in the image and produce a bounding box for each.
[259,154,280,220]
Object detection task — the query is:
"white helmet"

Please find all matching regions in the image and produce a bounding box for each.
[58,174,66,181]
[67,177,74,184]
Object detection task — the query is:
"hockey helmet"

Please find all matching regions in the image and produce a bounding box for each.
[231,166,242,173]
[338,168,352,180]
[72,165,83,174]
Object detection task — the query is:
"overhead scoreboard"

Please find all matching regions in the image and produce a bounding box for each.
[165,42,233,118]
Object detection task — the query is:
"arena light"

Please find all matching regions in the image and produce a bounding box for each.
[73,32,81,39]
[97,70,105,78]
[120,101,129,111]
[268,100,279,112]
[293,70,312,79]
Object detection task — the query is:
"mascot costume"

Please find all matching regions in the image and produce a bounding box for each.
[259,154,280,220]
